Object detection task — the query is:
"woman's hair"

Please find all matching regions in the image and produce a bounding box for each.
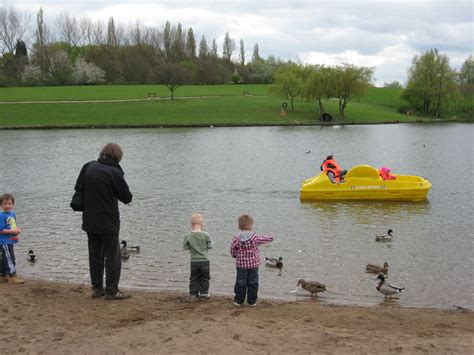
[238,214,254,230]
[326,155,334,160]
[100,143,123,163]
[0,193,15,204]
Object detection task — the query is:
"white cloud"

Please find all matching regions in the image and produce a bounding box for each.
[300,38,418,86]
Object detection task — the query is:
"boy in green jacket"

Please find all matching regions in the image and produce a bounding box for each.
[183,213,214,299]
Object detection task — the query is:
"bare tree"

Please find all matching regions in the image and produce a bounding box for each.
[92,19,105,45]
[57,12,79,46]
[148,27,164,58]
[129,20,142,45]
[160,62,192,100]
[79,18,94,46]
[0,7,29,54]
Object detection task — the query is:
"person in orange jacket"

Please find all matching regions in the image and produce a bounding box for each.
[320,155,347,183]
[379,166,396,180]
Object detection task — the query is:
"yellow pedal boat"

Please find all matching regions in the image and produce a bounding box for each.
[300,165,432,201]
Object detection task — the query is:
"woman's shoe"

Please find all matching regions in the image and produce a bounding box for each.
[91,288,106,298]
[104,291,131,300]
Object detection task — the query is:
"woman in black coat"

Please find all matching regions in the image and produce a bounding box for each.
[74,143,133,300]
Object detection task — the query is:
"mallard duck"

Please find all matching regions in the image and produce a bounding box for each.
[375,229,393,242]
[130,245,140,253]
[121,240,140,252]
[120,240,130,260]
[265,257,283,268]
[376,273,404,298]
[297,279,326,296]
[366,262,389,274]
[27,249,37,263]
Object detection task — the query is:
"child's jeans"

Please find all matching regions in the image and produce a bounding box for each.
[189,260,210,296]
[234,267,259,305]
[0,244,16,275]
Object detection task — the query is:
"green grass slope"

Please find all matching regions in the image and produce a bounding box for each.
[0,85,430,128]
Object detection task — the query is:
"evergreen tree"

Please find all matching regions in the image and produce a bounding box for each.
[198,35,208,59]
[186,28,196,59]
[239,39,245,66]
[252,43,261,62]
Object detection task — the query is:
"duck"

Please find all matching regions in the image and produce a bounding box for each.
[121,240,140,253]
[366,262,389,274]
[265,256,283,268]
[297,279,327,296]
[375,229,393,242]
[376,273,405,299]
[27,249,37,263]
[120,240,130,260]
[129,245,141,253]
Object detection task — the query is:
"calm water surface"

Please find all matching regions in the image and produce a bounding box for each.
[1,124,473,309]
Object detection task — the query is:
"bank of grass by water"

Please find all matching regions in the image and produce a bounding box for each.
[0,84,459,128]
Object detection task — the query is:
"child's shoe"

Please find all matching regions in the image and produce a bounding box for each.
[199,293,210,299]
[8,275,25,284]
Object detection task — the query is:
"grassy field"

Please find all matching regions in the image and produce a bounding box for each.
[354,87,406,109]
[0,85,443,128]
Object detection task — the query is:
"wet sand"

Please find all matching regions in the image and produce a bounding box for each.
[1,279,472,354]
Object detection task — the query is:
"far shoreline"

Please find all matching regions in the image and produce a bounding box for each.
[0,119,468,130]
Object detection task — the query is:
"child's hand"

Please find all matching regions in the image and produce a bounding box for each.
[14,227,21,234]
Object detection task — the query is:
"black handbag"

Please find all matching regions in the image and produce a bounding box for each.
[70,190,84,211]
[70,161,92,212]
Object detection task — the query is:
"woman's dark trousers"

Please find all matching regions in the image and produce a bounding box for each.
[87,232,122,296]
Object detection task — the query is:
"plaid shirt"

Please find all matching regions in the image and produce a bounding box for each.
[230,232,273,269]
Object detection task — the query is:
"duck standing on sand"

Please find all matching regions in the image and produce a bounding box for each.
[265,257,283,268]
[376,274,404,299]
[366,262,389,274]
[297,279,327,296]
[375,229,393,242]
[120,240,130,260]
[27,249,37,263]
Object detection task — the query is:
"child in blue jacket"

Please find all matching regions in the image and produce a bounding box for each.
[0,193,24,284]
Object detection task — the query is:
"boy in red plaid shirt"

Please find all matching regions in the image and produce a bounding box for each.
[230,214,273,306]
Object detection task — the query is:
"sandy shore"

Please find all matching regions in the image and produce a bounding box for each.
[1,279,472,354]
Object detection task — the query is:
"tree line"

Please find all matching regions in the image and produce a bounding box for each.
[0,6,472,118]
[0,6,283,89]
[270,52,472,119]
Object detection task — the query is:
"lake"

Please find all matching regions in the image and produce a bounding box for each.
[1,124,472,309]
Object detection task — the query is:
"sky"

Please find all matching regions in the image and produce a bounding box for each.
[3,0,473,86]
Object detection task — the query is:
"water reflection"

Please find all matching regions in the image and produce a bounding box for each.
[302,200,432,224]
